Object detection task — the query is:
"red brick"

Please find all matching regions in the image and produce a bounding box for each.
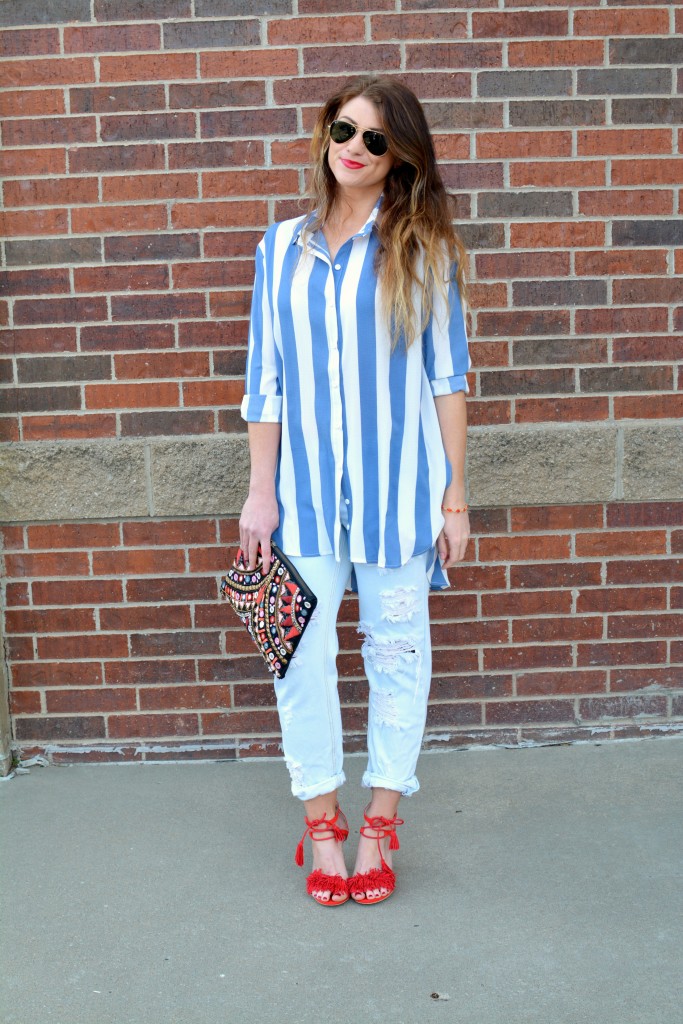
[407,42,502,70]
[577,128,673,157]
[10,691,42,715]
[0,88,65,118]
[486,699,574,725]
[104,659,196,685]
[102,172,197,203]
[14,296,107,325]
[579,695,668,720]
[65,24,160,53]
[611,668,682,692]
[483,644,573,671]
[512,615,602,643]
[477,252,570,281]
[69,143,165,174]
[0,208,68,237]
[607,558,683,586]
[576,530,666,558]
[208,292,252,319]
[576,249,668,277]
[614,337,683,363]
[200,48,298,80]
[11,661,103,688]
[0,147,66,178]
[32,579,123,606]
[130,631,219,657]
[0,57,95,88]
[181,380,244,407]
[84,382,180,410]
[202,169,298,200]
[81,324,175,352]
[15,716,106,741]
[187,546,228,573]
[511,561,603,589]
[4,551,90,579]
[508,40,604,66]
[5,607,96,634]
[481,590,572,617]
[576,307,668,335]
[139,685,231,711]
[100,605,192,631]
[0,27,60,56]
[3,116,96,147]
[23,414,117,440]
[510,160,605,188]
[511,221,605,249]
[5,583,30,606]
[517,670,606,696]
[71,204,167,234]
[373,12,467,40]
[607,613,683,640]
[172,260,253,289]
[476,130,571,160]
[612,160,683,187]
[125,576,217,603]
[111,293,205,321]
[578,586,666,613]
[47,688,137,713]
[4,177,98,208]
[169,140,263,170]
[123,520,216,546]
[202,710,279,735]
[121,410,214,437]
[92,549,186,575]
[615,394,683,420]
[198,655,274,683]
[6,637,35,662]
[27,523,120,550]
[172,201,267,231]
[108,713,200,738]
[574,8,669,36]
[74,264,169,293]
[580,189,673,218]
[0,268,70,296]
[100,52,196,82]
[516,397,610,424]
[37,634,128,660]
[614,278,683,305]
[432,619,508,646]
[267,15,363,44]
[479,534,570,563]
[113,352,209,382]
[607,502,683,529]
[577,641,667,667]
[232,682,278,707]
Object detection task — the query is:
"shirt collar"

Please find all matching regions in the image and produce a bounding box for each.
[292,193,383,247]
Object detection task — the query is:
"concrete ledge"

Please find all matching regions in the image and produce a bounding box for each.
[1,423,682,523]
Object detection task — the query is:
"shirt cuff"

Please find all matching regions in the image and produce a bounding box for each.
[240,394,283,422]
[430,374,469,397]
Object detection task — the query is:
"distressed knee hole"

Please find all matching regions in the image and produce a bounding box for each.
[370,688,402,730]
[358,622,421,674]
[379,585,419,623]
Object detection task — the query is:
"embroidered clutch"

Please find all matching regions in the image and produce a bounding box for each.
[220,543,317,679]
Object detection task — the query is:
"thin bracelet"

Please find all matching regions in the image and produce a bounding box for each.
[441,503,469,514]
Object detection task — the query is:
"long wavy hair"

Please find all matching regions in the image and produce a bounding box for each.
[305,76,468,349]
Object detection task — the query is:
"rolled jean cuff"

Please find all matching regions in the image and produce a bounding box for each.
[290,770,346,802]
[361,771,420,797]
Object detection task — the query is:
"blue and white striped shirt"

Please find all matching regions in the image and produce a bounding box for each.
[241,201,470,589]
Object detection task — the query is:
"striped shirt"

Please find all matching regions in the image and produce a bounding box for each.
[241,200,470,589]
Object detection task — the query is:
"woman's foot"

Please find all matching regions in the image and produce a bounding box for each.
[308,832,349,904]
[349,794,404,904]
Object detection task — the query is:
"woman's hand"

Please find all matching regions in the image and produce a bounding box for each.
[437,509,470,569]
[239,489,279,570]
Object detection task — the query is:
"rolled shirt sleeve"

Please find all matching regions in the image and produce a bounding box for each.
[422,269,471,396]
[241,238,283,423]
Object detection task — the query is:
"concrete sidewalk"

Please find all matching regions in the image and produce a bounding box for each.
[1,738,682,1024]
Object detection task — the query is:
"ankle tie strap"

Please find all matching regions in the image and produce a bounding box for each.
[360,809,405,854]
[295,806,349,867]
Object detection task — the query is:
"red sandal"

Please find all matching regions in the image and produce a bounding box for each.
[295,805,350,907]
[348,806,405,906]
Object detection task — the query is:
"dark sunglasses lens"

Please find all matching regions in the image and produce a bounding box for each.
[363,131,388,156]
[329,120,356,144]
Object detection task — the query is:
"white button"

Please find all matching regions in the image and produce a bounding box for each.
[345,498,350,505]
[334,263,341,270]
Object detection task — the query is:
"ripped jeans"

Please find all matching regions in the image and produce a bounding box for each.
[275,514,432,801]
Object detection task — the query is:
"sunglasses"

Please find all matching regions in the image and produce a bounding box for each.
[328,119,389,157]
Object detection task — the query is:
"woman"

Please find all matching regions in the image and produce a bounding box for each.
[239,77,470,906]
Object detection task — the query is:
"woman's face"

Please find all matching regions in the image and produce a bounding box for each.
[326,95,395,196]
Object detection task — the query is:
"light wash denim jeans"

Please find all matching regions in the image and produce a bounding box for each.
[276,505,432,801]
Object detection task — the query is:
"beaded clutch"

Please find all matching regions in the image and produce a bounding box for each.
[220,543,317,679]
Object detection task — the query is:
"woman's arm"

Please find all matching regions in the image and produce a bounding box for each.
[239,421,281,570]
[434,389,470,568]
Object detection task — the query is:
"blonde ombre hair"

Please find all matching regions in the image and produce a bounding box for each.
[305,76,468,349]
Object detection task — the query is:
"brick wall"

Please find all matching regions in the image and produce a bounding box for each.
[1,1,682,763]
